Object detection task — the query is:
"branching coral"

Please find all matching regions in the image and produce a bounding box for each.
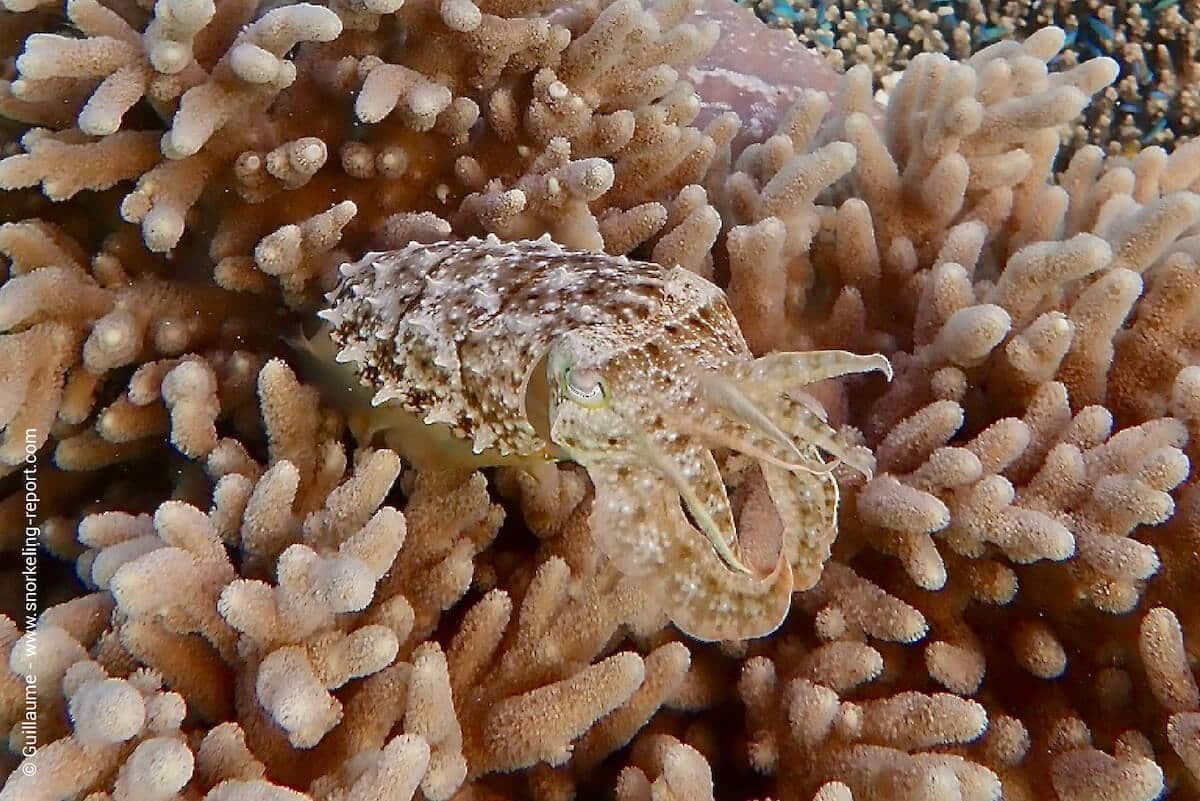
[1,0,1198,800]
[742,0,1200,158]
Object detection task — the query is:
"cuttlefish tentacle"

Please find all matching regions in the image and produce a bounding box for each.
[721,349,892,479]
[695,372,813,468]
[631,429,751,575]
[746,390,879,480]
[592,462,794,642]
[661,410,836,474]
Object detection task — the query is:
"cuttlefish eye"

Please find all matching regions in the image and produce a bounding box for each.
[563,365,610,408]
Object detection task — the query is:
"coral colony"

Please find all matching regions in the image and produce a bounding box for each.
[0,0,1198,800]
[742,0,1199,157]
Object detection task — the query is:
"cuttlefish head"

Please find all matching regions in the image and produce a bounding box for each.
[541,270,892,640]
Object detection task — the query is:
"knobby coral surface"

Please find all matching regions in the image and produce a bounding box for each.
[0,1,1198,800]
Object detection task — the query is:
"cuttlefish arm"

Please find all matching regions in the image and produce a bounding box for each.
[764,391,877,479]
[660,407,836,475]
[587,460,793,641]
[724,350,894,387]
[760,453,839,591]
[617,351,890,578]
[587,459,676,578]
[641,407,844,588]
[631,430,752,575]
[722,351,892,480]
[693,373,839,475]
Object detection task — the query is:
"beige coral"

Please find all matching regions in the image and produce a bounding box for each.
[0,1,1198,800]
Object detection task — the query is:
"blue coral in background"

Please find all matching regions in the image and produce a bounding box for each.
[740,0,1198,156]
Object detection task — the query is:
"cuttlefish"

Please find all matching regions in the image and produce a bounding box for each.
[304,235,891,641]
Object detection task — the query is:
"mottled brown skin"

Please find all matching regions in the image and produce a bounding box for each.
[315,236,891,640]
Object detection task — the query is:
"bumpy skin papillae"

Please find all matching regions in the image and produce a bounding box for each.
[321,235,671,457]
[321,237,891,640]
